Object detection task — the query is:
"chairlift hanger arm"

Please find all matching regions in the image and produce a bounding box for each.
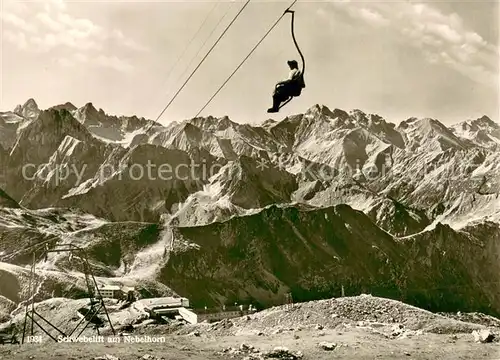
[284,9,305,75]
[276,7,304,111]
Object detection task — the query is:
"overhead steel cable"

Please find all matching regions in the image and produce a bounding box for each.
[154,2,220,105]
[139,3,235,146]
[170,2,234,104]
[194,0,298,118]
[153,0,252,124]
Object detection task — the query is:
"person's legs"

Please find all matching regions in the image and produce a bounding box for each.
[268,84,289,112]
[269,94,281,112]
[268,85,281,112]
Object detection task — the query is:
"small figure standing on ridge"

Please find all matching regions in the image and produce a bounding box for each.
[267,60,305,113]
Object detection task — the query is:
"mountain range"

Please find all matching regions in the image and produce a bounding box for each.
[0,98,499,323]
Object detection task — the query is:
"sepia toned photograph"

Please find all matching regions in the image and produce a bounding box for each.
[0,0,499,359]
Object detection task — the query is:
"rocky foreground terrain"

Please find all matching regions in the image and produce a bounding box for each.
[1,295,499,359]
[0,99,499,359]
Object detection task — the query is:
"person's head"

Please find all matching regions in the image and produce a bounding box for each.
[287,60,298,69]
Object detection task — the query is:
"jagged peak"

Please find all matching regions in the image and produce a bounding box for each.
[405,117,451,133]
[422,117,448,129]
[218,115,236,127]
[464,115,499,129]
[350,110,391,127]
[64,101,76,109]
[49,102,77,112]
[121,114,140,121]
[368,113,384,123]
[304,105,353,127]
[34,108,95,139]
[396,116,471,150]
[306,104,337,117]
[82,102,98,112]
[261,118,277,128]
[188,114,237,131]
[13,98,40,117]
[172,122,204,144]
[350,109,367,116]
[478,115,493,122]
[8,108,98,162]
[306,104,322,112]
[182,122,201,131]
[22,98,38,108]
[252,202,365,222]
[74,102,104,126]
[351,109,369,124]
[330,108,350,120]
[267,114,303,137]
[402,116,418,122]
[398,117,437,129]
[39,107,78,122]
[307,106,392,126]
[397,117,414,129]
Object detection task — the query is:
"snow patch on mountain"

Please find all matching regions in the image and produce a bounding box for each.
[398,117,470,152]
[120,224,173,280]
[168,175,252,226]
[72,102,156,144]
[2,101,499,238]
[0,112,31,149]
[450,116,500,149]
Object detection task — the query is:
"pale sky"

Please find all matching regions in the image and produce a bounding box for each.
[1,0,499,125]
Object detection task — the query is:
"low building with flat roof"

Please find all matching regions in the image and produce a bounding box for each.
[98,285,122,299]
[139,297,190,312]
[190,305,257,323]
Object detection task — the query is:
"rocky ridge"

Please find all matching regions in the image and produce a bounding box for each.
[0,100,498,327]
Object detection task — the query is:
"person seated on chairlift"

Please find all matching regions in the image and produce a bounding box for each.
[267,60,303,113]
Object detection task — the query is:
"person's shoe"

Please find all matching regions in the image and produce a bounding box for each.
[267,108,278,113]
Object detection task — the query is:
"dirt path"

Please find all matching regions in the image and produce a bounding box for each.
[1,327,499,360]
